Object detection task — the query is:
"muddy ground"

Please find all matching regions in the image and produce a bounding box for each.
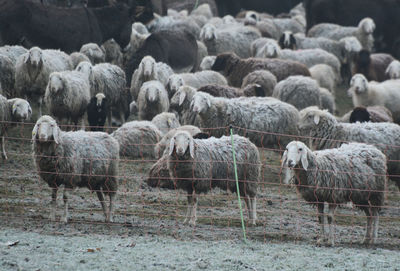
[0,85,399,270]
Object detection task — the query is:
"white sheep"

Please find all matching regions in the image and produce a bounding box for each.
[281,141,387,245]
[199,55,216,71]
[79,43,105,64]
[309,64,338,93]
[123,22,150,65]
[259,40,341,77]
[199,23,261,58]
[137,80,169,121]
[0,45,28,64]
[385,60,400,79]
[32,115,119,223]
[111,120,162,159]
[190,92,300,149]
[15,47,73,116]
[308,17,376,51]
[0,95,31,159]
[347,74,400,123]
[44,71,90,128]
[130,55,174,101]
[69,52,91,69]
[75,61,127,126]
[319,87,336,114]
[168,131,260,226]
[151,112,180,136]
[167,70,227,98]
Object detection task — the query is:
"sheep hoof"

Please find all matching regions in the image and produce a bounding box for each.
[188,221,196,227]
[61,216,68,224]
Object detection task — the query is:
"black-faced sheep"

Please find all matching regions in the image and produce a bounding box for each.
[282,141,387,245]
[351,50,395,82]
[167,131,260,226]
[211,52,310,87]
[32,115,119,223]
[340,106,393,123]
[0,95,31,160]
[87,93,108,131]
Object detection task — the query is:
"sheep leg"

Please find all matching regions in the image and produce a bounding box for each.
[184,192,196,225]
[250,197,257,225]
[363,208,373,245]
[49,187,58,221]
[371,209,379,245]
[107,107,112,131]
[244,196,257,225]
[316,203,326,245]
[61,188,69,223]
[327,204,336,246]
[1,136,7,160]
[108,192,116,223]
[96,191,108,222]
[189,194,198,227]
[38,97,43,117]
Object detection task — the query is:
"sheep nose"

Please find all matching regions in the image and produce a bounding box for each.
[288,160,295,168]
[38,134,48,141]
[192,106,199,113]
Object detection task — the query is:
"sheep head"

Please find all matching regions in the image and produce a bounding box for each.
[47,73,65,94]
[191,92,211,114]
[298,106,335,134]
[25,47,43,68]
[260,41,280,58]
[211,53,239,73]
[281,141,309,184]
[200,24,217,41]
[95,93,106,107]
[339,37,362,64]
[8,98,32,122]
[168,131,194,159]
[279,31,296,50]
[386,60,400,79]
[167,75,184,96]
[348,74,368,96]
[139,56,156,78]
[170,85,196,111]
[142,81,164,103]
[75,61,94,79]
[32,115,61,144]
[358,17,375,35]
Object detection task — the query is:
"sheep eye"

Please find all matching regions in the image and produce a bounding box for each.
[299,148,303,151]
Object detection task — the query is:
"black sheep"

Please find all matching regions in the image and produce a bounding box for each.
[87,94,108,131]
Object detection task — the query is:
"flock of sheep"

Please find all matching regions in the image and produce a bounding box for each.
[1,2,400,247]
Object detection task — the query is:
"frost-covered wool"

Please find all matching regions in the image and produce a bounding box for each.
[79,43,105,64]
[151,112,180,136]
[137,80,169,121]
[32,115,119,223]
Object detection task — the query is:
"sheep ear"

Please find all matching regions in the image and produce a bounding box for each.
[206,97,211,108]
[281,150,293,184]
[281,150,287,167]
[168,137,175,156]
[24,54,30,64]
[179,91,186,106]
[301,151,308,171]
[32,123,39,141]
[53,125,60,145]
[313,115,320,125]
[189,137,195,159]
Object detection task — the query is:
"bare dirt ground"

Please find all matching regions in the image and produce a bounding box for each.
[0,85,399,270]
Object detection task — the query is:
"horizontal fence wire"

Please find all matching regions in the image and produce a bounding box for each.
[0,120,399,249]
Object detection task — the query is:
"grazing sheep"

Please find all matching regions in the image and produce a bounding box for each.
[167,131,260,226]
[101,39,123,68]
[87,93,108,132]
[241,70,277,97]
[79,43,105,64]
[44,71,90,128]
[111,120,162,159]
[151,112,180,136]
[199,23,261,58]
[0,95,31,159]
[339,106,394,123]
[32,115,119,223]
[0,55,15,98]
[154,125,202,158]
[167,71,228,98]
[309,64,338,93]
[137,80,169,121]
[15,47,73,116]
[190,91,299,149]
[272,76,321,110]
[69,52,91,69]
[347,74,400,123]
[75,61,127,126]
[351,50,395,82]
[130,56,174,101]
[281,141,386,245]
[199,55,216,71]
[259,40,341,77]
[386,60,400,79]
[211,52,310,87]
[169,86,200,125]
[319,87,336,114]
[298,106,400,189]
[308,17,376,51]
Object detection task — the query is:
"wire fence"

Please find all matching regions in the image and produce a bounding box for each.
[0,120,399,249]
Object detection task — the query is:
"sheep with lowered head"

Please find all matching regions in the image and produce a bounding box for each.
[137,80,169,121]
[79,43,105,64]
[339,106,393,123]
[130,55,174,101]
[169,85,200,125]
[167,131,260,226]
[151,112,180,136]
[0,95,31,159]
[32,115,119,223]
[15,47,73,116]
[111,120,162,159]
[347,74,400,123]
[190,91,300,149]
[199,55,216,71]
[44,71,90,128]
[298,106,400,189]
[101,39,123,68]
[69,52,91,69]
[241,70,277,97]
[281,141,387,245]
